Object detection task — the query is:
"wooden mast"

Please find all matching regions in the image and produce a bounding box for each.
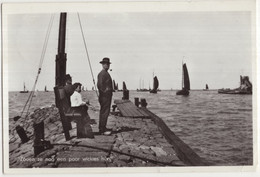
[55,12,67,87]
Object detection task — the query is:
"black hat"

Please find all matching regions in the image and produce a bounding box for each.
[100,57,111,64]
[65,74,72,80]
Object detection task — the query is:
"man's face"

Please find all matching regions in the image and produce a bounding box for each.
[66,79,72,85]
[102,63,110,70]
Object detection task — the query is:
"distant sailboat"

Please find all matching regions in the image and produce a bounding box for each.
[218,75,252,94]
[150,76,159,93]
[176,63,190,96]
[113,80,118,92]
[20,82,29,93]
[44,86,49,92]
[203,84,209,91]
[137,78,149,92]
[122,81,127,90]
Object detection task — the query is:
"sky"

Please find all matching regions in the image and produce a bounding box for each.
[5,10,253,91]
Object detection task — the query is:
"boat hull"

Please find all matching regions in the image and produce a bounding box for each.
[137,89,149,92]
[149,89,157,94]
[218,89,252,95]
[19,91,29,93]
[176,89,189,96]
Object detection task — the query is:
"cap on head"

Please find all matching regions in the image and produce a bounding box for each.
[100,57,111,64]
[65,74,72,81]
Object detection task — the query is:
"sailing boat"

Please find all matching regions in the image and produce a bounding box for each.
[137,78,149,92]
[203,84,209,91]
[150,76,159,93]
[113,80,118,92]
[20,82,29,93]
[218,75,252,94]
[44,86,49,92]
[176,63,190,96]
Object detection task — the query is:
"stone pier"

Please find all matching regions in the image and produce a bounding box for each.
[9,105,185,168]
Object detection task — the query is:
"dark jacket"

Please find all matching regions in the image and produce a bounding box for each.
[97,69,113,97]
[64,84,75,106]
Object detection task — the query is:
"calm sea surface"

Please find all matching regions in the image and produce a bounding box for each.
[8,90,253,165]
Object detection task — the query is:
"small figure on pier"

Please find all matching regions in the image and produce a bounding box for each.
[97,57,113,135]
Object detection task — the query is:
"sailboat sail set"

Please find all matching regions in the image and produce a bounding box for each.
[44,86,49,92]
[137,73,160,93]
[218,76,252,94]
[176,63,190,96]
[203,84,209,91]
[20,82,29,93]
[150,76,159,93]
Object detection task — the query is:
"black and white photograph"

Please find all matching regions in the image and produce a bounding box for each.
[1,0,258,174]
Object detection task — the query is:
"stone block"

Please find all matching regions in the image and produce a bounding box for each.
[150,146,167,157]
[9,143,20,153]
[118,154,131,162]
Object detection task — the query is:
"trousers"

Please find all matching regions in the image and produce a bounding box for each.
[98,95,112,131]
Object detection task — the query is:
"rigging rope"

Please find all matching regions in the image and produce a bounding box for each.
[77,13,99,98]
[19,14,55,127]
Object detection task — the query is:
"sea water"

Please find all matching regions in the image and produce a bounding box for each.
[8,90,253,165]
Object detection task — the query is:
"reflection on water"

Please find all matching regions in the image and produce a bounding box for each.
[8,90,253,165]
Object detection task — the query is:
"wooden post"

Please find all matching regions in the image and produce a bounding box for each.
[134,97,139,107]
[54,13,72,140]
[33,121,45,156]
[140,99,147,108]
[55,12,67,87]
[15,125,29,143]
[122,90,129,100]
[112,105,117,112]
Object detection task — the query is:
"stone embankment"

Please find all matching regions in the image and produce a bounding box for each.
[9,105,184,168]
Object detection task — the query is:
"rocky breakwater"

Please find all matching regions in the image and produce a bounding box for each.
[9,105,184,168]
[9,105,67,168]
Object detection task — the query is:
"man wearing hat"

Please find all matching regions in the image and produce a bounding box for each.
[64,74,74,106]
[97,57,113,135]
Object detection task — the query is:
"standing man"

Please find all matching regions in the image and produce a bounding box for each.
[97,57,113,135]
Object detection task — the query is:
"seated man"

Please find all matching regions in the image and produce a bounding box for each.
[71,82,94,138]
[64,74,74,106]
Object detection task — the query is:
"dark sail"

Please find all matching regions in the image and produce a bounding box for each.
[183,63,190,90]
[150,76,159,93]
[176,63,190,96]
[123,81,127,90]
[153,76,159,90]
[206,84,208,90]
[44,86,48,92]
[113,80,116,91]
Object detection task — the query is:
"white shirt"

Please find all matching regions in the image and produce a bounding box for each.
[70,91,85,107]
